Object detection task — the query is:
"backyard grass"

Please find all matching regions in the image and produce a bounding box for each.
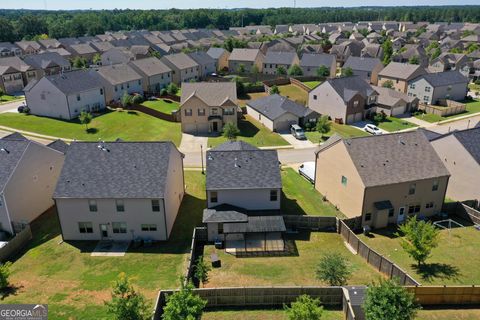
[305,122,369,143]
[377,117,418,132]
[238,92,268,106]
[414,99,480,123]
[207,116,289,148]
[358,225,480,285]
[302,80,322,89]
[202,308,343,320]
[0,110,182,146]
[141,98,179,114]
[277,84,309,105]
[203,232,383,288]
[468,83,480,94]
[1,170,206,320]
[281,168,343,217]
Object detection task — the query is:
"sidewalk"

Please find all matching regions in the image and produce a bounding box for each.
[0,125,73,143]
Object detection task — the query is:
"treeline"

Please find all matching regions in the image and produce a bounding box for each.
[1,6,480,42]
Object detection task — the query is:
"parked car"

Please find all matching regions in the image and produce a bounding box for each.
[298,161,315,183]
[364,124,382,135]
[290,124,306,140]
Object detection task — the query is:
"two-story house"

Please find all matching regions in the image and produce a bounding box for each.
[14,41,42,56]
[179,82,238,134]
[342,56,384,85]
[188,51,216,79]
[299,53,337,78]
[407,71,468,105]
[377,62,427,93]
[0,43,22,57]
[96,64,143,102]
[262,51,300,75]
[428,53,470,77]
[228,49,264,73]
[0,56,37,94]
[23,52,71,79]
[160,53,200,84]
[53,141,185,241]
[128,57,172,94]
[206,47,231,71]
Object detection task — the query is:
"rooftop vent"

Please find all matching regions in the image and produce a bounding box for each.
[97,141,109,152]
[234,157,240,168]
[0,147,9,154]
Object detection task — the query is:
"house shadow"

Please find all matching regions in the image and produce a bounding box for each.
[281,191,309,216]
[0,284,24,300]
[366,225,401,239]
[412,262,460,282]
[237,118,260,138]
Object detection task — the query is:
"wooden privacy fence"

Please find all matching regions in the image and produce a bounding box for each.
[443,202,480,225]
[0,225,32,263]
[130,104,178,122]
[283,215,337,231]
[406,286,480,305]
[338,220,420,286]
[184,227,207,286]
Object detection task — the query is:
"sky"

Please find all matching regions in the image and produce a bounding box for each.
[0,0,478,10]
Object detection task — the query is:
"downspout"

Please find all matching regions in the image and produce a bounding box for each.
[162,199,168,240]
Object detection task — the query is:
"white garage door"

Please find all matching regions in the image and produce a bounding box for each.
[391,105,406,117]
[183,123,209,134]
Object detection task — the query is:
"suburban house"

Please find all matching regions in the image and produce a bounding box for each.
[314,131,450,228]
[406,71,468,105]
[0,56,36,94]
[372,85,419,116]
[96,64,143,102]
[0,43,22,57]
[23,52,71,79]
[0,133,65,235]
[428,53,470,77]
[128,57,172,94]
[330,40,364,66]
[100,48,135,65]
[53,141,185,241]
[188,51,216,78]
[299,53,337,77]
[24,70,106,120]
[179,82,238,134]
[206,141,282,211]
[160,53,200,84]
[377,62,427,93]
[262,51,300,75]
[246,94,318,132]
[67,43,98,64]
[228,48,264,73]
[207,47,231,71]
[15,41,42,55]
[308,76,379,124]
[428,127,480,203]
[342,56,384,84]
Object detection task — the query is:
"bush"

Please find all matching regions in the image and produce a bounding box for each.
[475,79,480,85]
[0,262,12,290]
[166,83,179,96]
[132,94,144,104]
[270,85,280,95]
[372,111,387,123]
[160,88,168,96]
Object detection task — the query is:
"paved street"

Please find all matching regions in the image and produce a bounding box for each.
[432,114,480,134]
[0,99,25,113]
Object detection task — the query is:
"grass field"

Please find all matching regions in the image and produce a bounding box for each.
[238,92,268,106]
[1,170,206,320]
[377,117,418,132]
[0,110,182,146]
[142,99,179,114]
[414,100,480,123]
[302,81,322,89]
[202,308,343,320]
[0,94,21,103]
[207,116,289,148]
[305,122,369,143]
[358,225,480,285]
[277,84,309,105]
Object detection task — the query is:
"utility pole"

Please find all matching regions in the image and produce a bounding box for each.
[201,144,205,174]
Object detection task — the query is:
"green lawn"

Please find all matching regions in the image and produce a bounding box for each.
[377,117,418,132]
[305,122,369,143]
[468,83,480,94]
[302,81,322,90]
[0,110,182,146]
[282,168,343,217]
[202,309,343,320]
[0,94,21,103]
[207,116,289,148]
[414,99,480,123]
[358,225,480,285]
[277,84,309,105]
[142,98,179,114]
[2,170,205,320]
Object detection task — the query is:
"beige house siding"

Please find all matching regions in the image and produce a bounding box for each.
[207,188,281,210]
[245,105,274,131]
[377,76,408,93]
[162,148,185,238]
[217,52,230,71]
[309,83,347,122]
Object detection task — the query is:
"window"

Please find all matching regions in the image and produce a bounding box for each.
[121,84,124,90]
[415,205,421,213]
[141,224,157,231]
[388,208,395,217]
[270,190,278,201]
[432,180,439,191]
[365,213,372,221]
[112,222,127,234]
[353,101,359,107]
[116,200,125,212]
[115,86,118,92]
[211,108,218,115]
[425,202,434,209]
[184,109,192,116]
[127,83,130,89]
[341,176,348,186]
[423,96,429,102]
[88,200,97,212]
[425,86,431,92]
[410,83,416,89]
[138,80,142,85]
[223,108,234,116]
[409,204,421,213]
[408,183,416,195]
[76,94,81,101]
[78,222,93,233]
[198,109,205,116]
[210,191,218,203]
[151,200,160,212]
[313,95,317,100]
[100,88,103,95]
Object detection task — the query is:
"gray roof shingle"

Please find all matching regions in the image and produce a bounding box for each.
[202,208,248,223]
[452,127,480,164]
[181,82,237,106]
[343,56,382,72]
[325,76,377,103]
[224,216,286,233]
[247,94,314,120]
[97,64,142,85]
[413,70,468,87]
[0,137,30,192]
[300,53,335,68]
[24,69,104,95]
[264,51,298,65]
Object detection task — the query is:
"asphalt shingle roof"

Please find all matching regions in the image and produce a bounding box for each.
[324,76,377,103]
[47,140,70,154]
[378,62,426,80]
[211,141,259,151]
[97,64,142,85]
[0,136,30,192]
[162,52,198,70]
[452,127,480,164]
[25,70,104,95]
[224,216,286,233]
[300,53,335,67]
[229,49,261,62]
[207,47,228,60]
[264,51,298,65]
[202,208,248,223]
[181,82,237,106]
[247,94,313,120]
[413,70,468,87]
[24,52,70,70]
[343,56,382,72]
[129,57,171,76]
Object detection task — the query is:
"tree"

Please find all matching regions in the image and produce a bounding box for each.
[397,217,440,266]
[166,83,179,96]
[162,280,207,320]
[382,38,393,65]
[315,252,351,286]
[408,55,420,65]
[222,122,240,141]
[341,67,354,77]
[251,64,260,82]
[79,111,93,131]
[430,47,442,60]
[194,255,211,287]
[0,262,12,290]
[0,18,16,43]
[72,56,87,69]
[284,295,324,320]
[288,64,303,76]
[237,64,246,74]
[316,65,330,77]
[105,273,151,320]
[93,53,102,65]
[315,116,331,142]
[277,66,287,76]
[363,279,420,320]
[373,111,387,123]
[270,85,280,95]
[232,77,245,96]
[382,80,394,89]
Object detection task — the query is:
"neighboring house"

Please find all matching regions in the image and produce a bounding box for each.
[0,133,65,235]
[128,57,172,94]
[206,141,282,210]
[262,51,300,75]
[23,52,71,79]
[24,70,106,120]
[0,43,22,57]
[361,43,384,60]
[0,56,36,94]
[392,45,429,67]
[429,127,480,203]
[179,82,238,134]
[160,53,200,84]
[314,131,450,228]
[377,62,427,93]
[37,38,63,50]
[372,85,419,116]
[246,94,318,132]
[428,53,470,77]
[68,43,98,64]
[188,51,216,78]
[96,64,143,102]
[206,47,230,71]
[53,141,185,241]
[15,41,42,55]
[101,48,135,66]
[308,76,378,124]
[330,40,364,67]
[407,71,468,105]
[299,53,336,77]
[342,56,384,84]
[228,49,264,73]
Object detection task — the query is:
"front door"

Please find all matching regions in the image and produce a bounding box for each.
[212,122,218,132]
[397,207,406,224]
[100,224,108,238]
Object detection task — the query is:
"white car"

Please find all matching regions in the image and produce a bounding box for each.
[298,162,315,183]
[364,124,382,135]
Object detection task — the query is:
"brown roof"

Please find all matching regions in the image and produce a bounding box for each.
[378,62,426,81]
[181,82,237,106]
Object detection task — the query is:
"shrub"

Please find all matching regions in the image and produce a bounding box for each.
[315,252,351,286]
[166,83,179,96]
[270,85,280,95]
[160,88,168,96]
[0,262,12,290]
[284,295,324,320]
[132,94,144,105]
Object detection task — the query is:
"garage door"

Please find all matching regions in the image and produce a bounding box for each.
[276,119,297,132]
[182,123,209,134]
[391,105,406,116]
[346,114,354,124]
[354,112,363,122]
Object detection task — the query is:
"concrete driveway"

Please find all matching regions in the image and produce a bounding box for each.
[278,132,316,149]
[179,133,209,153]
[0,99,25,113]
[351,120,388,134]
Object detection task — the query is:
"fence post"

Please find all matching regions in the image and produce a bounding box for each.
[378,256,383,272]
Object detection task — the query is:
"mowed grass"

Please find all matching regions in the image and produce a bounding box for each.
[0,94,21,102]
[302,81,322,89]
[414,99,480,123]
[377,117,418,132]
[141,98,179,114]
[207,116,289,148]
[358,225,480,285]
[2,171,206,320]
[281,168,343,217]
[416,309,480,320]
[0,110,182,146]
[203,232,383,287]
[202,308,344,320]
[305,122,369,143]
[278,84,309,105]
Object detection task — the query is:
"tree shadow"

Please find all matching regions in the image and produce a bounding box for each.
[86,128,98,134]
[237,118,260,138]
[0,284,24,300]
[365,226,401,239]
[127,111,139,115]
[412,262,460,282]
